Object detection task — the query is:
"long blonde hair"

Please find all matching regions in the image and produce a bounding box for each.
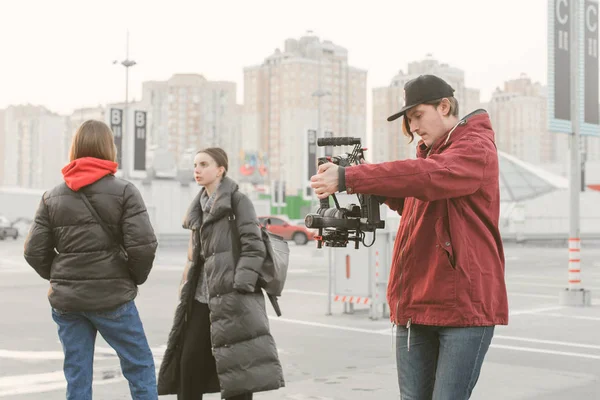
[69,120,117,162]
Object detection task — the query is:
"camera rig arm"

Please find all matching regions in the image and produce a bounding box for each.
[305,137,385,249]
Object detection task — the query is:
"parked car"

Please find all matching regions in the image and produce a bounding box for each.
[11,217,32,238]
[258,215,315,245]
[0,215,19,240]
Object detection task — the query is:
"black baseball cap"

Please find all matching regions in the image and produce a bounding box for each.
[387,75,455,122]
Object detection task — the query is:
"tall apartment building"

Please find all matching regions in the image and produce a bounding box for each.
[0,109,5,185]
[372,55,481,163]
[141,74,241,179]
[487,74,553,165]
[243,32,367,194]
[3,105,67,189]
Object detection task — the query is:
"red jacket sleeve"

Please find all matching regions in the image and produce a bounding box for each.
[344,137,490,202]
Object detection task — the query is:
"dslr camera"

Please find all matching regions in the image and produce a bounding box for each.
[304,137,385,249]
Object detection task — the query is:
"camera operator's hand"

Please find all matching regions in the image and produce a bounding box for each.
[310,163,339,199]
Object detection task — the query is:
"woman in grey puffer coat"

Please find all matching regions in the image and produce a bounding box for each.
[158,148,284,400]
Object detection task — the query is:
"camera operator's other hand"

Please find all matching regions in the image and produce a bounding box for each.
[310,162,339,199]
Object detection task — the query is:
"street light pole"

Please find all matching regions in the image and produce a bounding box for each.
[114,30,136,180]
[559,0,591,307]
[312,89,331,139]
[311,54,332,316]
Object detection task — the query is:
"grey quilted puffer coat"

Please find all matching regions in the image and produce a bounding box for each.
[157,177,284,398]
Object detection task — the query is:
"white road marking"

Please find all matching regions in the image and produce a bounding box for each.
[268,316,600,354]
[494,335,600,351]
[490,344,600,360]
[506,281,600,291]
[507,273,600,282]
[0,350,114,361]
[532,312,600,322]
[508,305,564,316]
[284,289,328,296]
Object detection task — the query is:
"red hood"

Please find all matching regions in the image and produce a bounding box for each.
[62,157,118,191]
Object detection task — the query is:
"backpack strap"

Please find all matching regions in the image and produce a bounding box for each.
[229,193,282,316]
[78,191,128,260]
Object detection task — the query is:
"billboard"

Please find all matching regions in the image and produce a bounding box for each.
[134,110,147,171]
[548,0,600,136]
[109,108,123,168]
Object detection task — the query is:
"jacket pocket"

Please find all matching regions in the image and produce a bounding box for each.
[435,217,455,268]
[400,216,457,308]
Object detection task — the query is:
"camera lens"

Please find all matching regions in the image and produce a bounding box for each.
[305,214,323,228]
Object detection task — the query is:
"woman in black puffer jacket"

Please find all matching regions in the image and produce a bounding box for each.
[158,147,284,400]
[24,120,158,400]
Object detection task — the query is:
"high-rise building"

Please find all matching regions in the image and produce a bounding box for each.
[243,32,367,194]
[487,74,552,164]
[0,109,5,185]
[3,105,67,189]
[372,55,481,163]
[141,74,241,179]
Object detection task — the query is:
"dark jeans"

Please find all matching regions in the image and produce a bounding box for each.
[396,324,494,400]
[178,300,252,400]
[51,300,157,400]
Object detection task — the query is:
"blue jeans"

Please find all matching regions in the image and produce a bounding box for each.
[396,324,494,400]
[51,300,157,400]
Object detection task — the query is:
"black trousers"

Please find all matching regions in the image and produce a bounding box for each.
[178,300,252,400]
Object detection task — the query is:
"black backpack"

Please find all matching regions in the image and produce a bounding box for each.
[229,205,289,317]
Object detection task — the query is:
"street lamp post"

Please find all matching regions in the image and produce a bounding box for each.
[312,84,332,316]
[312,88,332,149]
[113,30,136,179]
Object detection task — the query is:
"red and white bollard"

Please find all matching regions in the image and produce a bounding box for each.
[568,238,581,290]
[559,237,592,306]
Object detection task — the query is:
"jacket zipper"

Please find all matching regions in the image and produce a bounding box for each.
[394,199,419,324]
[406,317,412,352]
[392,299,401,349]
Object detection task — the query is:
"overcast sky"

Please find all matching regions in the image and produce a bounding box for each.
[1,0,549,115]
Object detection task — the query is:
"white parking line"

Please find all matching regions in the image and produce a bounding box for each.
[0,345,287,397]
[506,281,600,291]
[511,294,600,306]
[284,289,328,296]
[0,346,164,361]
[490,344,600,360]
[268,316,600,357]
[287,269,311,274]
[509,292,556,299]
[508,305,564,316]
[494,335,600,350]
[0,368,130,397]
[507,273,600,282]
[0,350,67,360]
[270,317,384,335]
[533,312,600,322]
[0,371,65,389]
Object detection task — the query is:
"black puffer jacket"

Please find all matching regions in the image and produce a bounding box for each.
[158,177,284,398]
[24,175,157,312]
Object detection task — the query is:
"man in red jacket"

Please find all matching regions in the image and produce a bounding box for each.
[311,74,508,399]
